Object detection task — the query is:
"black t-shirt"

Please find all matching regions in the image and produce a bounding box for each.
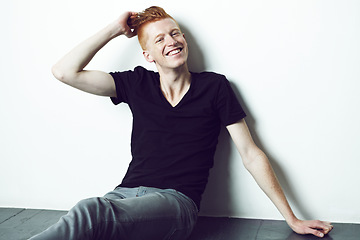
[110,66,246,209]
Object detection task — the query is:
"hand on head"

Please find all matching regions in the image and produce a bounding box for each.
[112,11,138,38]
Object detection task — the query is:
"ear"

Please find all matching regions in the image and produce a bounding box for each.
[143,51,154,63]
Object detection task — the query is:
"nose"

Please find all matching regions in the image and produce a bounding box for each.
[166,36,177,46]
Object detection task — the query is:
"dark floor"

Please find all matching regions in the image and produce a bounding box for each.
[0,208,359,240]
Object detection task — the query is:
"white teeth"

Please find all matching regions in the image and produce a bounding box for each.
[168,49,181,56]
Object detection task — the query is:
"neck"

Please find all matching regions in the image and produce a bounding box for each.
[157,65,191,107]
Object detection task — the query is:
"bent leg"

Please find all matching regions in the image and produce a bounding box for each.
[29,188,197,240]
[107,188,198,239]
[29,197,123,240]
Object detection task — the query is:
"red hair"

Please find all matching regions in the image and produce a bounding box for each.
[128,6,179,49]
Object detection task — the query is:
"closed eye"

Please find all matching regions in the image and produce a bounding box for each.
[171,31,181,36]
[155,37,164,43]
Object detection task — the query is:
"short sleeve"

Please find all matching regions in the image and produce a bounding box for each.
[109,71,132,105]
[109,66,147,105]
[215,76,246,126]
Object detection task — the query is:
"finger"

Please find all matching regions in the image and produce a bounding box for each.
[309,229,325,238]
[125,11,137,19]
[323,224,334,234]
[309,220,332,231]
[308,221,333,236]
[127,12,138,23]
[320,221,333,229]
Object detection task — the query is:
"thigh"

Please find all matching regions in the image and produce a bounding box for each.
[108,190,198,240]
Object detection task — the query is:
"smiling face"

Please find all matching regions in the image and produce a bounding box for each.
[142,18,189,71]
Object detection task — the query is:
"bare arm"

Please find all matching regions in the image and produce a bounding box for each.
[226,119,333,238]
[51,11,137,97]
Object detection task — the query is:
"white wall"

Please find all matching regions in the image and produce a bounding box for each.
[1,0,359,223]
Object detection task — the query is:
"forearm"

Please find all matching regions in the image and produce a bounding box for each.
[52,12,136,83]
[244,150,297,225]
[246,155,333,237]
[52,23,118,81]
[227,120,333,237]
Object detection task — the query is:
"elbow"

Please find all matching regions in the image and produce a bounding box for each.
[51,64,66,83]
[242,147,267,170]
[51,64,76,85]
[242,156,254,171]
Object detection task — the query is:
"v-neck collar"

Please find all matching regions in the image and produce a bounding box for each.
[157,72,194,109]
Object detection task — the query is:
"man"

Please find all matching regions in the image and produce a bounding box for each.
[31,6,333,240]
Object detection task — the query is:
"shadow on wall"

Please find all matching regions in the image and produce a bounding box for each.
[230,86,313,220]
[182,24,236,216]
[181,25,206,73]
[182,24,312,219]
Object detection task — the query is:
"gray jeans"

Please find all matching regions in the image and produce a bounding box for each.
[29,187,198,240]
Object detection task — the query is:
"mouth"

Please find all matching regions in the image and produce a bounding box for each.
[166,48,183,56]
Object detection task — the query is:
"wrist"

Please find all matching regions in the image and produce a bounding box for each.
[287,216,301,230]
[284,212,299,228]
[105,22,124,39]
